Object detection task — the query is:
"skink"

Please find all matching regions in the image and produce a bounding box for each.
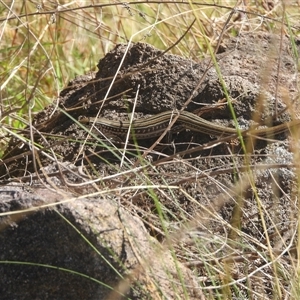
[79,110,300,140]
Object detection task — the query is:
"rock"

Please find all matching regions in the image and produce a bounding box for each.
[0,182,201,299]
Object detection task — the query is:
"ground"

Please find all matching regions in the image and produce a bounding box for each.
[0,31,299,299]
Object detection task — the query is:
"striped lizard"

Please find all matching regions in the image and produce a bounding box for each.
[79,110,300,140]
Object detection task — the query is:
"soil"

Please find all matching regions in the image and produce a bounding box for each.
[1,31,300,299]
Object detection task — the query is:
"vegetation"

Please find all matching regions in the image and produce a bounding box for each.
[1,1,300,299]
